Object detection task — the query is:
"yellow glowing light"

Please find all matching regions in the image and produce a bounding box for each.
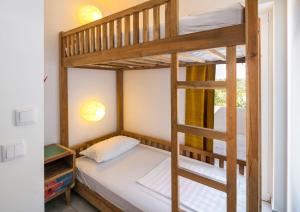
[78,5,103,25]
[81,101,105,122]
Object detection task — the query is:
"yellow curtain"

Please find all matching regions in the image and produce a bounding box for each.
[185,64,216,152]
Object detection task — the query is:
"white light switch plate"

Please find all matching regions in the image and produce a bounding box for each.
[15,107,37,126]
[0,140,26,162]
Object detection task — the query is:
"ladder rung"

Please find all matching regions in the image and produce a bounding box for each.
[177,124,227,141]
[177,81,227,89]
[178,167,227,192]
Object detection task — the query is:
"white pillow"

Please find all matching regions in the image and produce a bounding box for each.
[80,136,140,163]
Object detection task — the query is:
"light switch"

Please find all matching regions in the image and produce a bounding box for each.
[15,107,37,126]
[6,145,15,161]
[15,141,26,158]
[0,140,26,162]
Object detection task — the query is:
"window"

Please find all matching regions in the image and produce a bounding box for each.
[215,63,246,108]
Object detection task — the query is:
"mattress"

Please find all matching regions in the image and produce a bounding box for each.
[76,144,246,212]
[214,134,246,161]
[114,3,245,62]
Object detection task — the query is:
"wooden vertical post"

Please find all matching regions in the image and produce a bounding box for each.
[226,46,237,212]
[116,70,124,133]
[170,1,179,211]
[245,0,261,211]
[171,53,179,212]
[59,32,69,147]
[170,0,179,37]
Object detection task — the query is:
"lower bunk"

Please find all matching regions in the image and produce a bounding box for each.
[72,133,246,212]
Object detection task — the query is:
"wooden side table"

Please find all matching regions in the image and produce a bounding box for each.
[44,144,75,204]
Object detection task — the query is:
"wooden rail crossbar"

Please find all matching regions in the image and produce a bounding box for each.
[177,124,227,141]
[177,81,227,89]
[178,168,227,192]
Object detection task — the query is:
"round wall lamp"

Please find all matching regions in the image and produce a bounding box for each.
[78,5,103,25]
[81,100,105,122]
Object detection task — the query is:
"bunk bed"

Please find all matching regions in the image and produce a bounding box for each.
[59,0,260,211]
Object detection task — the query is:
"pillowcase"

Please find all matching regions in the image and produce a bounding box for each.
[80,136,140,163]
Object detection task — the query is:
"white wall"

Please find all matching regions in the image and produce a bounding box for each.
[45,0,119,145]
[68,69,116,146]
[124,68,186,143]
[271,0,287,211]
[260,6,274,202]
[287,0,300,211]
[0,0,44,211]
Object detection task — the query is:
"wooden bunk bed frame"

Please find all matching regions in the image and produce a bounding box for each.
[59,0,260,211]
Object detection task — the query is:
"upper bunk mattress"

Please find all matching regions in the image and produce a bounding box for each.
[178,3,244,35]
[76,144,246,212]
[114,3,245,63]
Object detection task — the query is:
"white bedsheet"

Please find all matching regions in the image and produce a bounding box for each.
[76,144,246,212]
[214,134,246,161]
[113,3,245,62]
[137,158,246,212]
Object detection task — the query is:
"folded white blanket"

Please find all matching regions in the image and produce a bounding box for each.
[137,157,246,212]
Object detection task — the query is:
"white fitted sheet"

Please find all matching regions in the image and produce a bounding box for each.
[214,134,246,161]
[115,3,245,62]
[137,158,246,212]
[76,144,245,212]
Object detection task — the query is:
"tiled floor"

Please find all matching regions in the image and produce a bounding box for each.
[45,192,98,212]
[45,191,272,212]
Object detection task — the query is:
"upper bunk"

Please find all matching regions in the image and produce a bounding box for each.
[60,0,246,70]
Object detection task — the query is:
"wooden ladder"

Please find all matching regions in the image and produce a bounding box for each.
[170,46,237,212]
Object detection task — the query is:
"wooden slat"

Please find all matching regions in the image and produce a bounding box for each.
[177,124,227,141]
[171,53,179,212]
[95,26,101,51]
[116,70,124,133]
[75,65,120,71]
[245,0,261,211]
[177,81,227,89]
[90,27,95,53]
[124,15,130,46]
[62,37,67,57]
[143,10,149,42]
[226,46,237,212]
[59,32,69,147]
[62,0,169,37]
[219,159,225,168]
[64,25,245,67]
[74,33,79,55]
[178,168,227,192]
[133,12,139,45]
[207,49,226,61]
[170,0,178,37]
[84,30,89,53]
[79,31,84,54]
[109,21,115,49]
[70,35,74,56]
[117,19,122,48]
[165,2,171,38]
[102,23,108,50]
[153,6,160,40]
[179,53,205,63]
[239,163,245,175]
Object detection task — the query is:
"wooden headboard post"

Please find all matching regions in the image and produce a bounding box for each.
[59,32,69,147]
[245,0,261,211]
[116,70,124,133]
